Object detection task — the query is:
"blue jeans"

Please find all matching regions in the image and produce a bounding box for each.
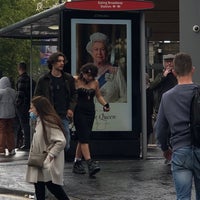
[171,146,200,200]
[61,118,70,151]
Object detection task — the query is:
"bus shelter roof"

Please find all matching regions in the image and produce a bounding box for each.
[0,3,66,39]
[0,1,154,40]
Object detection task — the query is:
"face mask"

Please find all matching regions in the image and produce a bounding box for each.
[29,112,37,120]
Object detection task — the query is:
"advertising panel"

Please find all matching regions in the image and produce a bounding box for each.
[71,19,132,131]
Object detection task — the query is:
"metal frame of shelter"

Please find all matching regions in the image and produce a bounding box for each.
[0,0,154,159]
[0,3,65,39]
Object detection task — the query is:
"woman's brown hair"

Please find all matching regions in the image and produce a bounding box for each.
[31,96,65,139]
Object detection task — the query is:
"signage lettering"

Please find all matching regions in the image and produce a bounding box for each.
[65,0,154,11]
[98,1,123,9]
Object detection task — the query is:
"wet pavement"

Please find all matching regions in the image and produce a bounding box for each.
[0,145,196,200]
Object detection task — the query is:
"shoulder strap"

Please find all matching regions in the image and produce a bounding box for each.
[43,132,49,146]
[190,84,200,147]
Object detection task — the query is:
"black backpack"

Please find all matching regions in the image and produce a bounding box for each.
[190,85,200,147]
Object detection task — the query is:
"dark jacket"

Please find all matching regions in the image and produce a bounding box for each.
[34,71,76,112]
[146,87,154,135]
[150,72,177,113]
[16,72,35,108]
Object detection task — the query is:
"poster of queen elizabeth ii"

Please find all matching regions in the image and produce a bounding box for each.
[85,32,127,103]
[71,19,132,131]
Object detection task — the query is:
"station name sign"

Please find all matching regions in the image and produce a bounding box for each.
[65,0,154,11]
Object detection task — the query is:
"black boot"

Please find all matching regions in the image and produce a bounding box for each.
[86,159,100,177]
[72,160,86,174]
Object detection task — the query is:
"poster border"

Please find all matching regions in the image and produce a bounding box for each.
[71,18,132,132]
[62,10,141,138]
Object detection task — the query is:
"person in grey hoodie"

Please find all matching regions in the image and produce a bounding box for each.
[0,76,17,155]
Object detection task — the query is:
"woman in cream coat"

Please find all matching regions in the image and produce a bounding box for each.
[26,96,69,200]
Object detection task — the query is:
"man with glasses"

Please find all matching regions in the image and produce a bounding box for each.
[150,54,177,164]
[150,54,177,115]
[34,52,76,152]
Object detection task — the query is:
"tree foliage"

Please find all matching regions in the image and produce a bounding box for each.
[0,0,64,82]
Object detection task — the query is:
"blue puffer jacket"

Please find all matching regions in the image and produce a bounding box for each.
[0,77,17,118]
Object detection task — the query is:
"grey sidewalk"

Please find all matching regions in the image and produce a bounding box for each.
[0,146,196,200]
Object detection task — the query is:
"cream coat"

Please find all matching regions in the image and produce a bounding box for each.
[26,118,66,185]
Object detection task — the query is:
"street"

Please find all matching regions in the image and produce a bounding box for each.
[0,146,196,200]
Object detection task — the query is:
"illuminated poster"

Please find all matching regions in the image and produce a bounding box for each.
[71,19,132,131]
[40,39,58,65]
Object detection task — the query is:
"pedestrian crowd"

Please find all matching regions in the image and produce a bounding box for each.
[0,51,200,200]
[0,51,110,199]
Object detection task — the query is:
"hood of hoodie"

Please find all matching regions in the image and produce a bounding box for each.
[0,76,11,89]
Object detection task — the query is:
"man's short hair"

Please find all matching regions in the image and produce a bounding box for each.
[18,61,27,71]
[174,53,192,76]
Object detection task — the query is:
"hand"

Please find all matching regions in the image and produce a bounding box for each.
[163,67,172,77]
[43,154,54,168]
[49,155,54,162]
[103,103,110,112]
[67,109,73,118]
[163,149,172,161]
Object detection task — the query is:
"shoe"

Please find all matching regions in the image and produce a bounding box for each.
[9,149,16,156]
[72,160,86,174]
[18,145,29,151]
[87,159,100,177]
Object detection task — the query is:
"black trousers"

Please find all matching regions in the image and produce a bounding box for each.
[34,181,69,200]
[16,105,30,149]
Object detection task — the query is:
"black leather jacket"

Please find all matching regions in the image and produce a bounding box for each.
[150,72,177,113]
[34,71,77,112]
[16,72,35,107]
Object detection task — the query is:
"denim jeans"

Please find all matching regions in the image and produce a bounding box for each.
[171,146,200,200]
[61,118,70,151]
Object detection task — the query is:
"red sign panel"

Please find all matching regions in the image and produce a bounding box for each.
[65,0,154,11]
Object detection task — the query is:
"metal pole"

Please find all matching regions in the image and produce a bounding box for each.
[140,12,147,159]
[58,0,63,51]
[29,24,34,144]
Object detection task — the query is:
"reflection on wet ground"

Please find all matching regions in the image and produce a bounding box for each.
[0,145,196,200]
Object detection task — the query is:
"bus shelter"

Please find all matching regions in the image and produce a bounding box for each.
[0,0,154,159]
